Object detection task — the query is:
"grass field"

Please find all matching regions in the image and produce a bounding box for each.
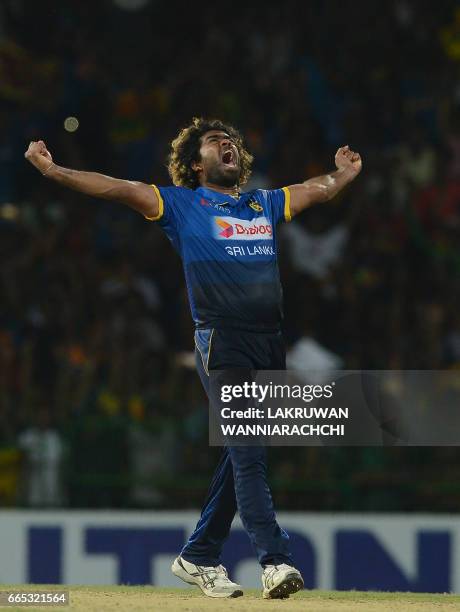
[2,586,460,611]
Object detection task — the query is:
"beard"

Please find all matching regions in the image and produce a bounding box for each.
[206,163,241,188]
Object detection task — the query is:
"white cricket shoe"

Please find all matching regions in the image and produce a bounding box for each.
[262,563,304,599]
[171,556,243,598]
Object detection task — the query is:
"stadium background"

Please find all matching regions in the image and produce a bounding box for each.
[0,0,460,592]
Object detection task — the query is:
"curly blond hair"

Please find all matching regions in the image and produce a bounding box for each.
[168,117,253,189]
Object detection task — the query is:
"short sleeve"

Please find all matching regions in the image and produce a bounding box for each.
[144,185,190,239]
[264,187,292,225]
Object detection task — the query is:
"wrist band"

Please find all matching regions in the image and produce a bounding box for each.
[42,162,55,176]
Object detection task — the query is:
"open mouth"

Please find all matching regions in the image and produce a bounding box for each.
[222,149,237,167]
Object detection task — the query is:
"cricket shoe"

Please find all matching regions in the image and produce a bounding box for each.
[262,563,304,599]
[171,556,243,598]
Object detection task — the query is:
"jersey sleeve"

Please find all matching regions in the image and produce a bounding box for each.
[264,187,292,225]
[144,185,188,236]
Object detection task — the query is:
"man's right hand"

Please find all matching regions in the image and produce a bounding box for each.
[24,140,55,175]
[23,140,159,219]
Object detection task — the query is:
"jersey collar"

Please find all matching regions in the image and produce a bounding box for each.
[195,186,240,207]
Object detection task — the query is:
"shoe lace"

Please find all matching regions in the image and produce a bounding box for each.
[263,565,279,588]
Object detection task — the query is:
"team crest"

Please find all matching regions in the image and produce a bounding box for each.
[249,201,263,213]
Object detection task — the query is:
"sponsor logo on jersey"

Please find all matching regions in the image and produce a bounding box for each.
[214,217,273,240]
[200,197,232,213]
[215,218,234,238]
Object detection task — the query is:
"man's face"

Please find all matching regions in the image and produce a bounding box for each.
[193,130,240,188]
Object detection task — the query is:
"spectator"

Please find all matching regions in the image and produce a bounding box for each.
[18,408,64,507]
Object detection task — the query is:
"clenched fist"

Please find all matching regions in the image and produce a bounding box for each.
[24,140,55,175]
[335,145,362,177]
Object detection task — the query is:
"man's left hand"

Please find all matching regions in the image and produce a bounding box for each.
[335,145,362,177]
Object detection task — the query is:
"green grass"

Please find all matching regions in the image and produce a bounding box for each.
[1,586,460,611]
[6,585,458,599]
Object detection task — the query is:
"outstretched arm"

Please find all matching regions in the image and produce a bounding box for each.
[288,146,362,219]
[24,140,159,219]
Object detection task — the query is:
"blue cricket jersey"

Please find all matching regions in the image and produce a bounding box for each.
[147,184,291,331]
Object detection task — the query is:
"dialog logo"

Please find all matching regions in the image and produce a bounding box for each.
[216,218,234,238]
[214,217,273,241]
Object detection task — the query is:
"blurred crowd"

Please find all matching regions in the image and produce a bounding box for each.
[1,0,460,511]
